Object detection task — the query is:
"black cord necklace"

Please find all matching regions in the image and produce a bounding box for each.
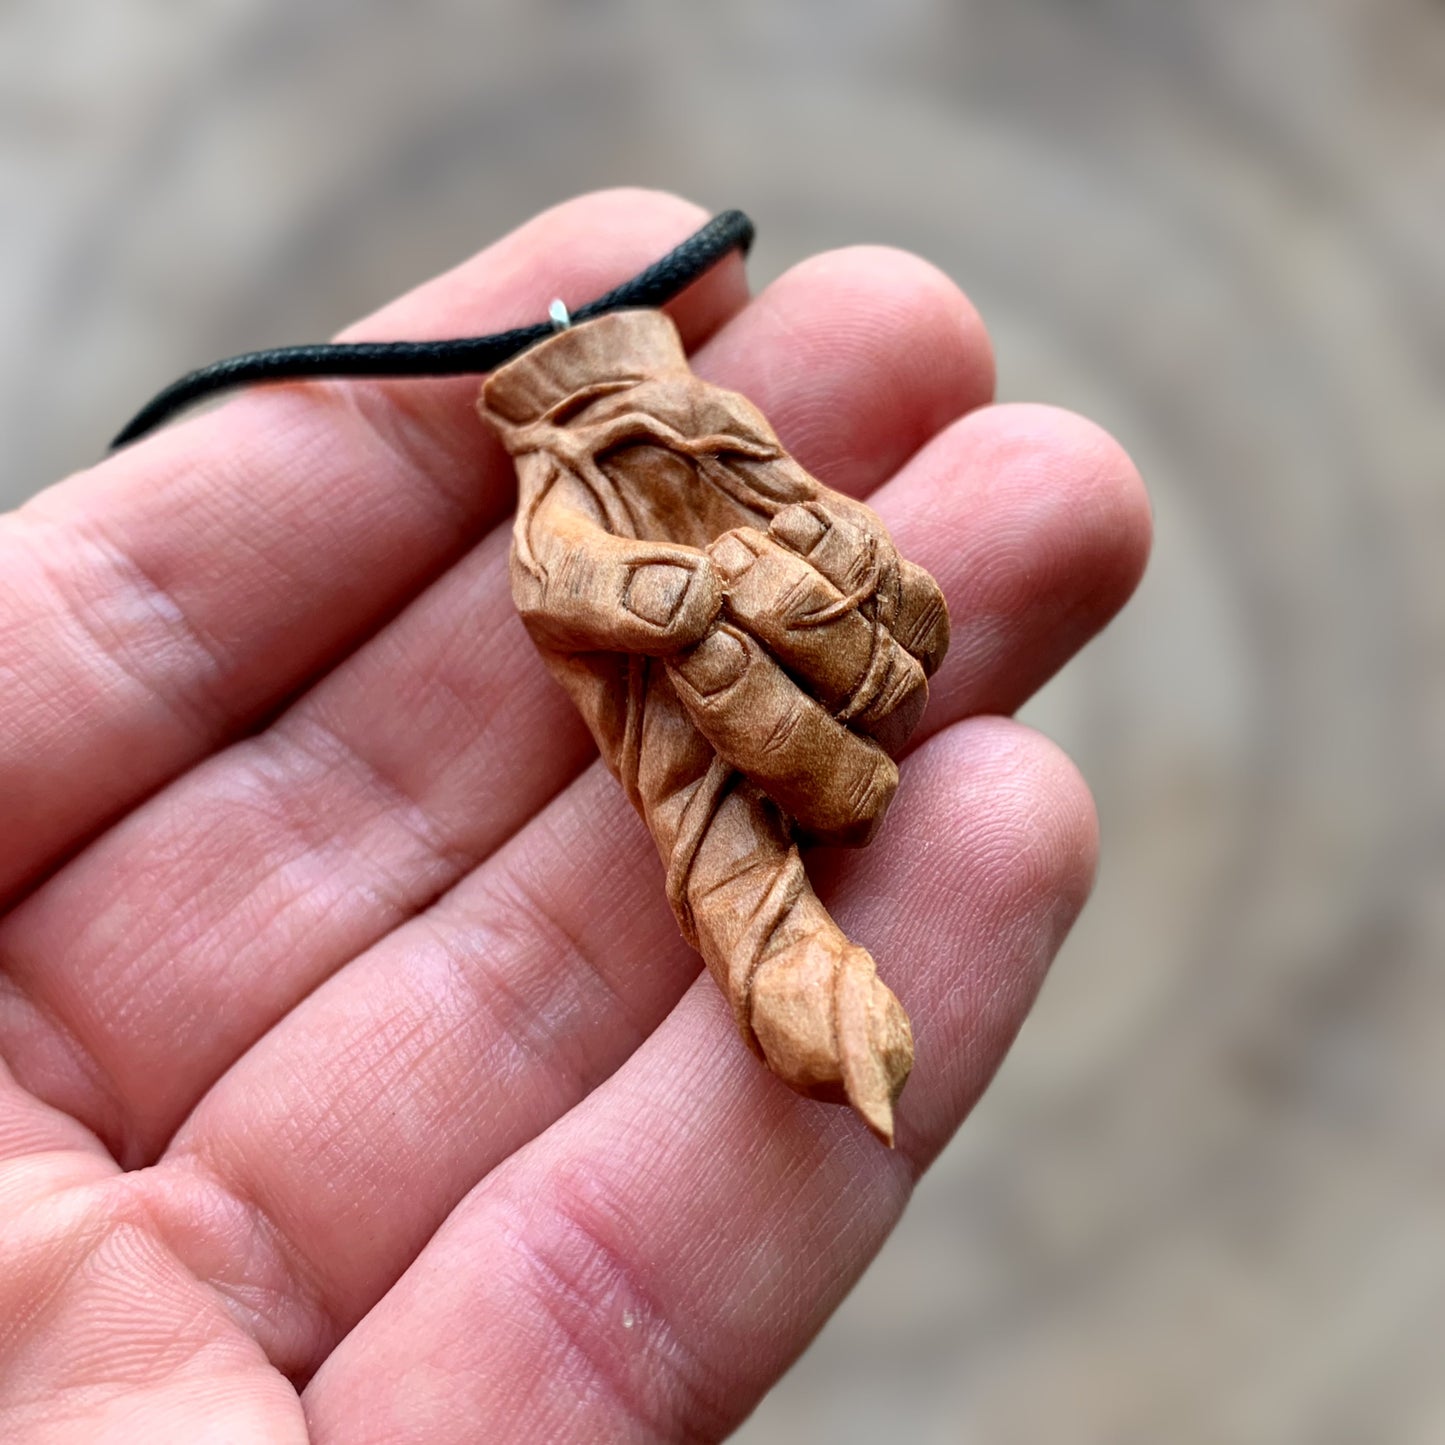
[111,209,754,449]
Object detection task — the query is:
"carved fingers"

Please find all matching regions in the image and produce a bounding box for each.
[709,525,927,756]
[704,493,948,760]
[771,498,950,677]
[514,515,722,655]
[665,494,949,843]
[667,623,898,847]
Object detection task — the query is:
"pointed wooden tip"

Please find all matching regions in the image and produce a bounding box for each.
[856,1094,897,1149]
[835,948,912,1148]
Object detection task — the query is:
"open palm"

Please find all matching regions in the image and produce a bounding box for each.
[0,190,1149,1442]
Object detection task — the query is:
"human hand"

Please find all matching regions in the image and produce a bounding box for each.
[0,189,1149,1441]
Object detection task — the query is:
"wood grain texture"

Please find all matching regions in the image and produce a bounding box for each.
[5,1,1442,1438]
[480,310,947,1142]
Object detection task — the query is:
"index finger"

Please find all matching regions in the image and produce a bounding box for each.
[0,189,748,902]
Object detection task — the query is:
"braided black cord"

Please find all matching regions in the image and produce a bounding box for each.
[111,209,755,449]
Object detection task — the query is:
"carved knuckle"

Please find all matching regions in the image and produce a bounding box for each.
[687,554,724,627]
[897,559,951,668]
[511,571,547,622]
[769,501,829,555]
[848,749,899,828]
[756,696,808,759]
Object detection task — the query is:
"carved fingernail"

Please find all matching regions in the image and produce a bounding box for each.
[675,628,749,695]
[709,532,758,582]
[626,563,692,627]
[771,503,828,554]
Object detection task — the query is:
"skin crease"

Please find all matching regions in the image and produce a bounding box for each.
[0,190,1150,1443]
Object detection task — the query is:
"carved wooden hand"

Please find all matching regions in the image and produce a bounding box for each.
[479,310,949,1143]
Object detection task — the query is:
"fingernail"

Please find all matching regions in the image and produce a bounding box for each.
[770,503,828,555]
[674,627,749,695]
[709,531,758,583]
[626,563,692,627]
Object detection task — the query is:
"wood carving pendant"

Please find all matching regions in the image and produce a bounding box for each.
[479,310,949,1144]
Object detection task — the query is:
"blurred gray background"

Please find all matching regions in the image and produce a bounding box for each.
[4,1,1443,1440]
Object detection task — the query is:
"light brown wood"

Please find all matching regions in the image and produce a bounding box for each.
[479,310,949,1143]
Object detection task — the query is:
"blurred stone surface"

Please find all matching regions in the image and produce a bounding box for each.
[3,1,1442,1440]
